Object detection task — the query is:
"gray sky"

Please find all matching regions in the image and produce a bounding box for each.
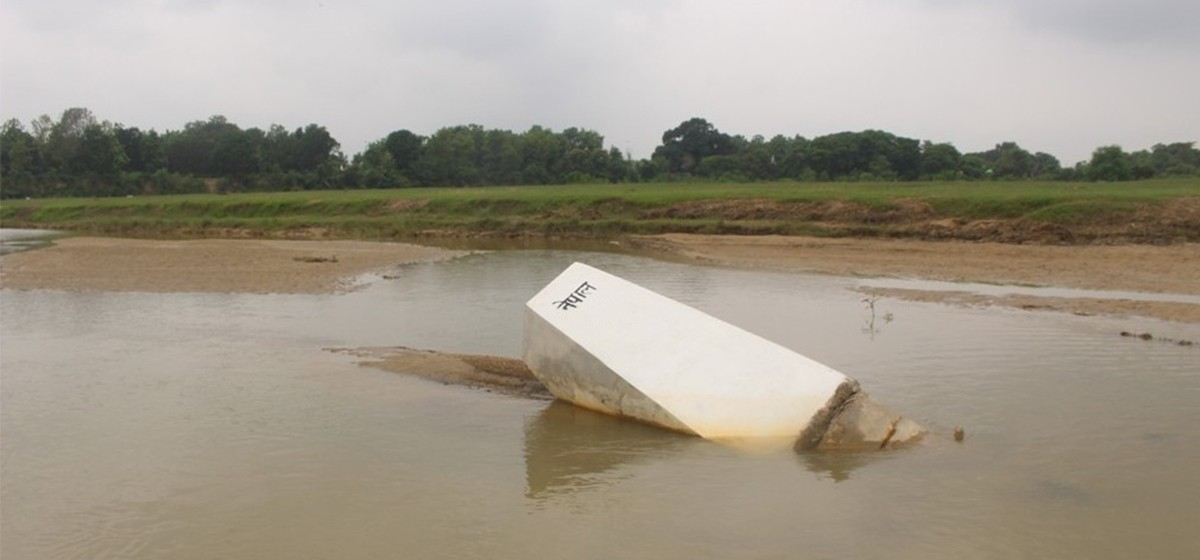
[2,0,1197,165]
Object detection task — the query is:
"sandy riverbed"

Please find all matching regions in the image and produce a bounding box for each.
[0,237,465,294]
[2,234,1198,323]
[623,234,1200,324]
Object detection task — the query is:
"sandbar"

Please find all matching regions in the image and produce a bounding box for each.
[625,234,1200,323]
[0,237,464,294]
[3,234,1198,323]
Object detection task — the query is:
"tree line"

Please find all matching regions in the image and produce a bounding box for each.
[2,109,1197,199]
[649,118,1200,183]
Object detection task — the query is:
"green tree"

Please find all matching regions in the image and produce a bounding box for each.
[1150,142,1200,176]
[1,120,38,175]
[72,124,128,176]
[259,125,292,173]
[695,154,747,180]
[807,130,918,180]
[259,123,340,183]
[164,116,241,176]
[555,127,610,182]
[919,141,962,179]
[775,135,813,180]
[605,146,633,183]
[30,114,54,145]
[740,135,779,180]
[290,124,340,173]
[114,126,165,173]
[1,119,41,197]
[1086,145,1132,181]
[518,125,565,184]
[996,142,1035,178]
[881,132,921,180]
[1128,149,1155,179]
[959,153,989,179]
[690,135,766,181]
[416,125,485,186]
[653,118,734,174]
[480,128,522,184]
[382,129,424,180]
[966,142,1036,179]
[211,128,258,181]
[34,107,98,173]
[1029,152,1062,179]
[351,141,401,188]
[561,127,604,152]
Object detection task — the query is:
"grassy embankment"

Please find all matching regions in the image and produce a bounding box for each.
[2,179,1197,243]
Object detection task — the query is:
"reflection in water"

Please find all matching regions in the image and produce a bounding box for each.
[1028,479,1095,506]
[523,401,689,499]
[0,228,62,255]
[860,294,895,339]
[525,400,892,493]
[798,449,891,482]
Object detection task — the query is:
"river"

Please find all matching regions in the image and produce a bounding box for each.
[2,246,1199,558]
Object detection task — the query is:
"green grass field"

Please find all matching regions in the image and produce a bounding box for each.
[2,179,1197,242]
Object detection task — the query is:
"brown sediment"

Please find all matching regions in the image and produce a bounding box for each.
[344,346,925,451]
[4,234,1198,322]
[796,388,924,453]
[623,234,1200,323]
[0,237,465,294]
[332,346,551,399]
[9,233,1189,451]
[633,197,1200,244]
[794,379,861,451]
[5,233,1199,324]
[857,288,1200,324]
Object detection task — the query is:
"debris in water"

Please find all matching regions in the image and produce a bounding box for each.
[1120,331,1196,347]
[293,255,338,263]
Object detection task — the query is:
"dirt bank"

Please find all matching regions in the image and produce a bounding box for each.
[633,196,1200,244]
[0,237,465,294]
[624,234,1200,323]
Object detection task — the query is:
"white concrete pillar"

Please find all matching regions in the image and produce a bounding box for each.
[524,262,920,450]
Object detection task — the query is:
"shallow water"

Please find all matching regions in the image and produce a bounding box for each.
[3,249,1199,559]
[860,276,1200,305]
[0,228,63,255]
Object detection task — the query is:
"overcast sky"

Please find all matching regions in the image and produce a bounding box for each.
[2,0,1197,164]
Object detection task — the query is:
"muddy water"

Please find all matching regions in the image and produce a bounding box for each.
[0,228,63,255]
[3,250,1199,559]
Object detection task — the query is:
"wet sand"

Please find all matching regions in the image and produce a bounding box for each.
[0,237,465,294]
[625,234,1200,323]
[3,234,1198,322]
[331,346,552,398]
